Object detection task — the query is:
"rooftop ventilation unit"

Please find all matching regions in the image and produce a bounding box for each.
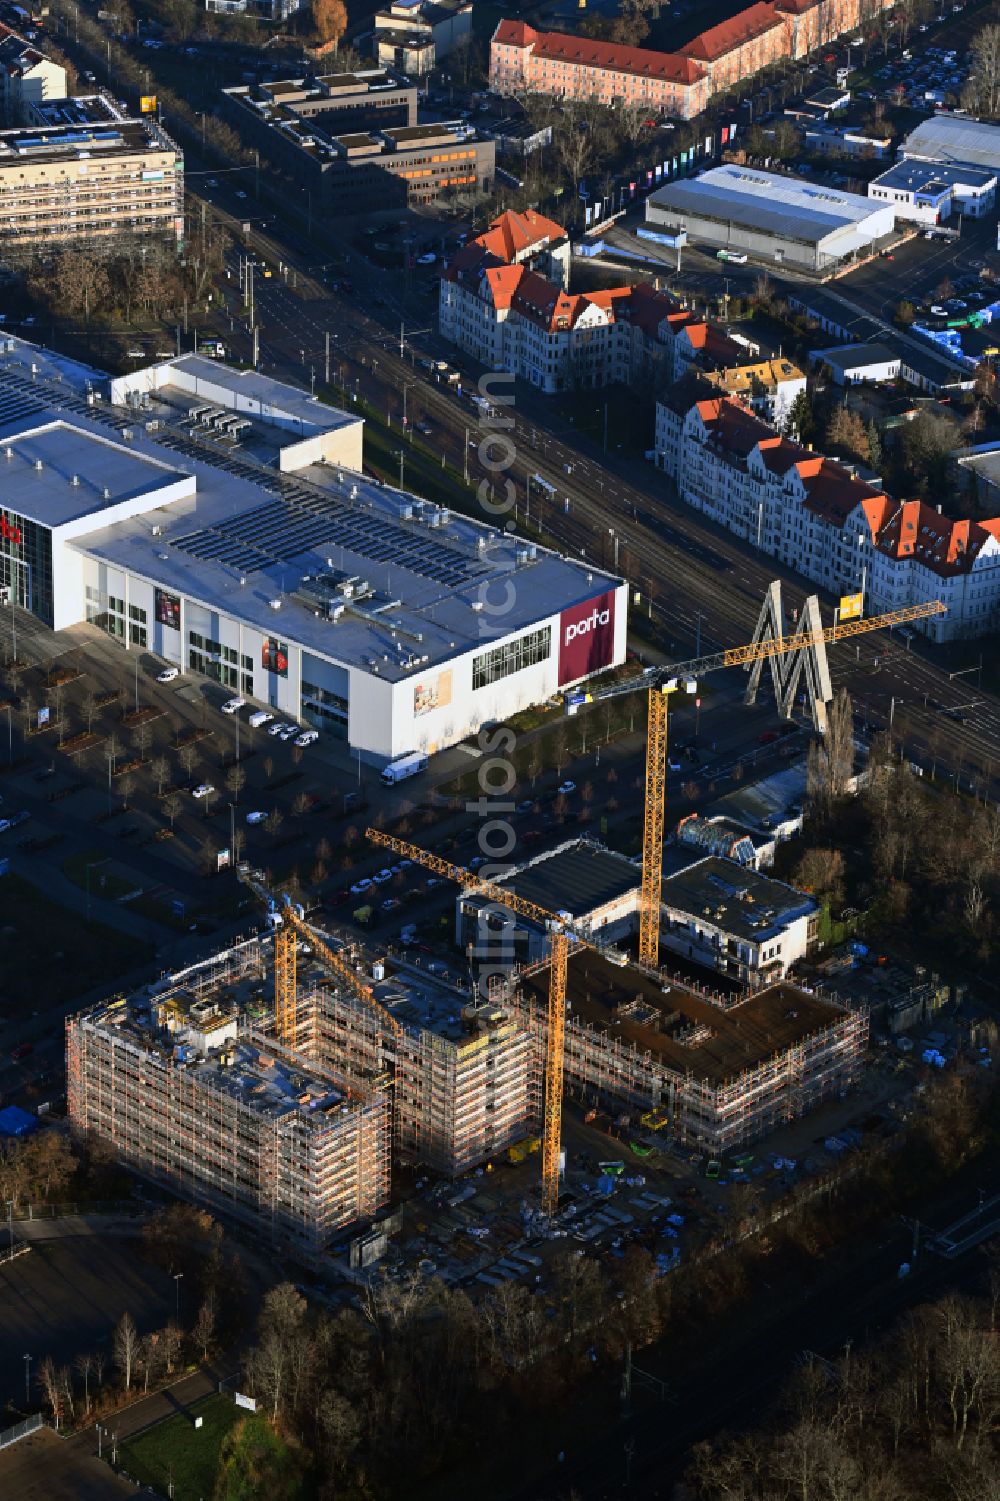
[33,458,42,471]
[71,474,80,487]
[269,598,282,610]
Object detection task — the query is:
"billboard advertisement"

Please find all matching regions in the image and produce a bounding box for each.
[414,669,452,718]
[558,589,616,687]
[155,588,181,631]
[262,638,289,676]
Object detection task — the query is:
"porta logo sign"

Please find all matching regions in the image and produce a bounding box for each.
[0,515,21,547]
[559,589,616,686]
[564,605,611,644]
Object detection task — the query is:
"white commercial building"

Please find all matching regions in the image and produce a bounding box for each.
[654,391,1000,641]
[660,856,817,985]
[898,112,1000,175]
[810,342,901,386]
[645,165,896,272]
[0,343,625,762]
[869,158,997,225]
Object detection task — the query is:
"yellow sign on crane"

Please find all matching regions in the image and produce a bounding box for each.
[839,592,864,622]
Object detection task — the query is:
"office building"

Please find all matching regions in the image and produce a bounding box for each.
[0,94,182,255]
[222,71,493,212]
[868,157,997,225]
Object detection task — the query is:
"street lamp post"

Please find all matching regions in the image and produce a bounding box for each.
[24,1353,31,1406]
[173,1272,183,1323]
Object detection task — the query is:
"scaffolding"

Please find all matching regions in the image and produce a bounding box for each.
[310,982,538,1178]
[509,958,869,1154]
[65,946,391,1265]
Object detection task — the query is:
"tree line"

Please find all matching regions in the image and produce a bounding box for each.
[685,1275,1000,1500]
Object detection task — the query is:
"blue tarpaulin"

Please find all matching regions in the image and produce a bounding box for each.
[0,1105,38,1138]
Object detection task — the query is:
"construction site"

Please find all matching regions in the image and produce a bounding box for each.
[64,585,938,1263]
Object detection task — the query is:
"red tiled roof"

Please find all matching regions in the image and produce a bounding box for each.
[494,19,706,83]
[681,1,785,61]
[482,263,527,311]
[800,461,877,528]
[774,0,820,15]
[875,500,1000,576]
[478,207,567,263]
[694,396,774,455]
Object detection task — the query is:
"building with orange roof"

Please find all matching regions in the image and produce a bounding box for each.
[680,2,787,94]
[653,390,1000,640]
[440,210,679,392]
[490,20,709,119]
[491,0,889,115]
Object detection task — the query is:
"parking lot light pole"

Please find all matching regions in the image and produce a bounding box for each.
[173,1272,183,1323]
[24,1353,30,1406]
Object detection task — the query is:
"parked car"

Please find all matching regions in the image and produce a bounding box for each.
[557,780,577,795]
[248,710,273,728]
[156,667,179,683]
[351,879,373,895]
[267,721,287,736]
[246,811,267,824]
[294,730,318,747]
[220,697,245,715]
[192,783,215,799]
[278,725,298,740]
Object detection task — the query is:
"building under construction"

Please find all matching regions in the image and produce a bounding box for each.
[509,951,867,1153]
[66,941,392,1262]
[307,957,539,1177]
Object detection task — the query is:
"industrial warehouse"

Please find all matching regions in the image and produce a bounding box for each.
[645,165,896,271]
[0,342,624,762]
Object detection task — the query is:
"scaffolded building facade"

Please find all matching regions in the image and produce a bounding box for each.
[66,943,391,1262]
[310,976,540,1177]
[509,953,867,1154]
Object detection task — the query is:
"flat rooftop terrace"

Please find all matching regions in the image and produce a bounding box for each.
[520,952,849,1084]
[0,117,172,161]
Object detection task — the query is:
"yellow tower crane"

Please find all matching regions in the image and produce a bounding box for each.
[582,596,947,970]
[365,827,598,1219]
[237,865,403,1045]
[368,594,945,1216]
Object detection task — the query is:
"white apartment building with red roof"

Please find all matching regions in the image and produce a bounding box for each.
[655,393,1000,640]
[439,209,678,392]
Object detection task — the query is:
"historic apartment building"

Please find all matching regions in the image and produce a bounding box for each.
[490,0,891,112]
[654,391,1000,641]
[440,209,677,391]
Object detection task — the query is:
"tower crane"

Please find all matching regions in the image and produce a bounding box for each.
[366,592,945,1217]
[237,865,403,1046]
[578,593,947,970]
[366,827,602,1219]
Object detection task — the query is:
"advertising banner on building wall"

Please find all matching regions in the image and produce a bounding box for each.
[262,639,289,676]
[414,669,452,718]
[155,589,181,631]
[558,590,616,687]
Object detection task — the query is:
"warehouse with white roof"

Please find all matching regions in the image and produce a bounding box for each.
[898,113,1000,175]
[645,165,896,271]
[0,344,624,762]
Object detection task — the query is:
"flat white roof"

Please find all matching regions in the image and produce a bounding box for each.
[0,420,188,528]
[0,348,617,681]
[649,165,890,246]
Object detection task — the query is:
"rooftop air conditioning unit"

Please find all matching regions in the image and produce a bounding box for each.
[269,598,282,610]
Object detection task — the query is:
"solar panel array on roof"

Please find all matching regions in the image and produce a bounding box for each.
[0,382,45,431]
[171,490,482,585]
